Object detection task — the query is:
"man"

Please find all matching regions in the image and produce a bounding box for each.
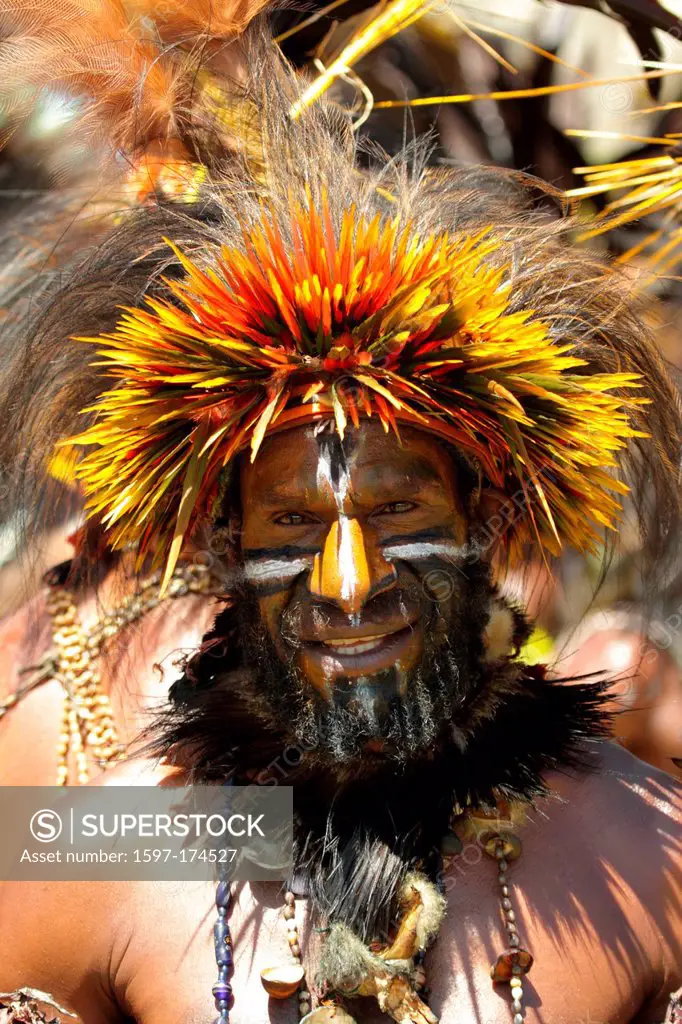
[0,12,681,1024]
[0,421,681,1024]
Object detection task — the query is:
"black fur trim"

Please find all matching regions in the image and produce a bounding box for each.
[151,647,611,940]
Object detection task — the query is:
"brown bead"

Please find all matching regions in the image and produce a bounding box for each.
[482,831,523,862]
[284,906,296,920]
[490,948,533,983]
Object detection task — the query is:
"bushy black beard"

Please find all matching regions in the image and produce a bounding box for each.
[231,562,493,768]
[152,560,611,943]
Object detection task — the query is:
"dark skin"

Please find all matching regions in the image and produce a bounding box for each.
[239,424,468,703]
[0,421,681,1023]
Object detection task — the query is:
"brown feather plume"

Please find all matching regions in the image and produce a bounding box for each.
[0,0,270,162]
[126,0,273,42]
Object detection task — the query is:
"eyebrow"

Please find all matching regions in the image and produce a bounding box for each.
[258,490,310,506]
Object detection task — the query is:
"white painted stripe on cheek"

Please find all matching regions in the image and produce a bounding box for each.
[243,557,313,584]
[381,541,472,562]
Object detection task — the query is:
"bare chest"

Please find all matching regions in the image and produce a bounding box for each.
[146,865,655,1024]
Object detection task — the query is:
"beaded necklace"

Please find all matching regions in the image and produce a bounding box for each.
[0,560,221,784]
[211,817,533,1024]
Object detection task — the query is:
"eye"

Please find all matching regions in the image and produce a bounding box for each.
[373,501,417,516]
[272,511,319,526]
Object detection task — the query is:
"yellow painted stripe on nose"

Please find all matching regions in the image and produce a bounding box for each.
[310,517,371,614]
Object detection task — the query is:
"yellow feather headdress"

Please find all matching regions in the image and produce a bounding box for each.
[63,193,644,588]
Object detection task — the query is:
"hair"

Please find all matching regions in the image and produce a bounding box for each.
[1,23,681,606]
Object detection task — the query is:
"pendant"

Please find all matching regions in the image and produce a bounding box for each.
[260,964,306,999]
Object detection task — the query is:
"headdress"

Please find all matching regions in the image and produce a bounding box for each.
[70,200,644,587]
[1,1,680,592]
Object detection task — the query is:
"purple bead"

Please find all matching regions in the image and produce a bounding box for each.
[212,881,233,1024]
[216,881,231,909]
[214,919,231,965]
[215,945,232,967]
[212,984,233,1002]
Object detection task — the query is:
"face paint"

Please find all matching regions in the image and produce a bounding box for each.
[229,558,495,765]
[243,556,315,587]
[380,539,473,564]
[310,517,373,617]
[311,436,373,621]
[238,421,470,710]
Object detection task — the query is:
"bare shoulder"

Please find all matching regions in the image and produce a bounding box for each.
[542,741,681,886]
[544,741,682,999]
[0,875,123,1023]
[0,760,193,1022]
[0,596,64,784]
[548,740,682,830]
[0,595,51,699]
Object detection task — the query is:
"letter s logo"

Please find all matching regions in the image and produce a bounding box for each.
[30,809,63,843]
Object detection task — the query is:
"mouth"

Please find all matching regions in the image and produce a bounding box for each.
[298,623,422,680]
[321,632,399,655]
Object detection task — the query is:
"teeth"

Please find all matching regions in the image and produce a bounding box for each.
[323,634,389,654]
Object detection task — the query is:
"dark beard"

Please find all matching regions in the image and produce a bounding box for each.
[231,562,493,768]
[151,562,611,944]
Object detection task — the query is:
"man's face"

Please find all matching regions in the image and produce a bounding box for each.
[238,421,475,741]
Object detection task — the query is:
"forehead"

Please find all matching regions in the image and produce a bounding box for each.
[239,420,460,504]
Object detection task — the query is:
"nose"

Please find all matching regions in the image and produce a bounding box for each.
[309,516,397,615]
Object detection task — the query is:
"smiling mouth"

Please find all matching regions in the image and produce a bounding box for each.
[298,623,421,680]
[321,632,398,655]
